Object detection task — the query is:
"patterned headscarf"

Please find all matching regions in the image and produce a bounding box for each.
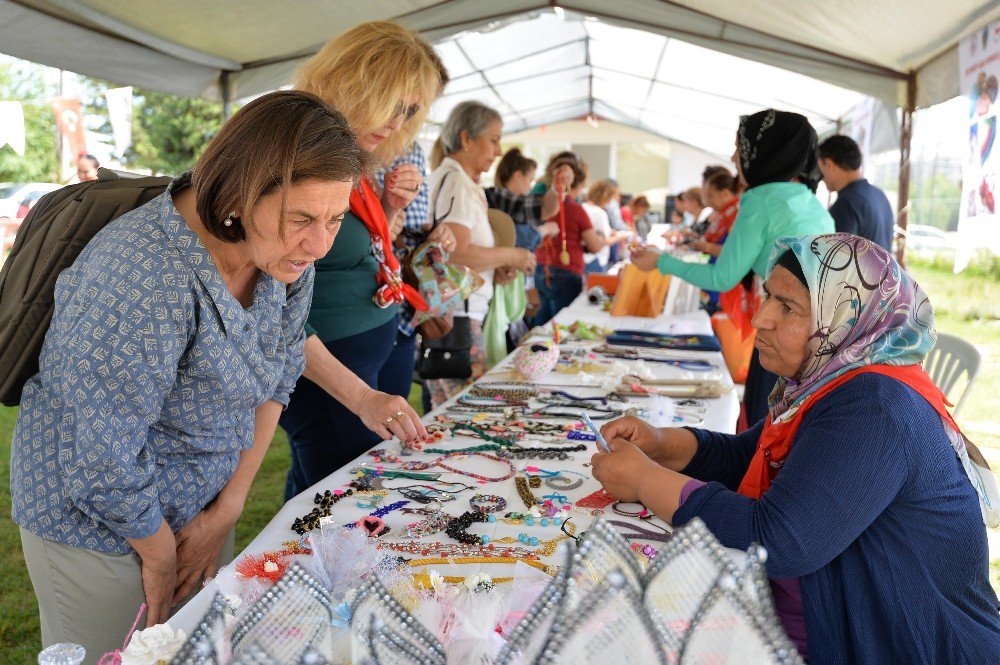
[737,109,821,193]
[766,233,936,419]
[762,233,1000,527]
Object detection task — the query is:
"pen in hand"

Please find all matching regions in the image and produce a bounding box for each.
[581,413,611,453]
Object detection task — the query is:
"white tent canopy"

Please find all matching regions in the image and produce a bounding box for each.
[427,12,865,155]
[2,0,998,115]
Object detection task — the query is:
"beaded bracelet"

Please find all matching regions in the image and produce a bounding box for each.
[457,394,530,409]
[469,493,507,514]
[498,445,587,460]
[444,510,490,544]
[470,382,538,402]
[291,489,355,535]
[545,475,584,490]
[515,476,538,509]
[377,538,539,559]
[611,501,652,519]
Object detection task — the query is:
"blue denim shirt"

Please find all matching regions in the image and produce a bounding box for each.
[11,177,312,553]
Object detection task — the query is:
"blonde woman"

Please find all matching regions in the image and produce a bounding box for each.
[281,21,450,499]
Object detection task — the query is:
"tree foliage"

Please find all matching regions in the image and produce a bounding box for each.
[0,61,57,183]
[125,90,224,176]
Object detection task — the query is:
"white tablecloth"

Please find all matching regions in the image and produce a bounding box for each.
[172,288,739,633]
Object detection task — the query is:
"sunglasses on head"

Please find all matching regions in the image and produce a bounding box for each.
[392,101,421,122]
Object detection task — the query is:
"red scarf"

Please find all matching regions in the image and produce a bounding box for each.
[350,178,428,311]
[737,364,959,499]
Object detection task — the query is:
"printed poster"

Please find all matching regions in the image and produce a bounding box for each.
[957,20,1000,271]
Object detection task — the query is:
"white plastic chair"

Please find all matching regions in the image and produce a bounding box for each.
[923,333,981,416]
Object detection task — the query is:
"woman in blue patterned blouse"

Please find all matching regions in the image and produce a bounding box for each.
[10,91,370,658]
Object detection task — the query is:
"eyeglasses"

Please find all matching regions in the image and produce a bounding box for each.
[392,101,421,123]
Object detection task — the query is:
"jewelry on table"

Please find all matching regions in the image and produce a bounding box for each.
[468,493,507,514]
[576,488,616,510]
[567,430,597,441]
[377,539,539,559]
[469,382,538,401]
[515,476,538,508]
[456,394,530,409]
[401,511,452,539]
[444,510,490,545]
[395,487,453,504]
[544,475,584,490]
[497,444,587,460]
[606,519,672,543]
[530,404,620,420]
[611,500,651,519]
[541,492,568,505]
[343,500,410,535]
[291,489,355,535]
[355,494,385,509]
[406,556,553,577]
[528,476,542,488]
[498,510,566,528]
[368,448,402,464]
[394,451,517,483]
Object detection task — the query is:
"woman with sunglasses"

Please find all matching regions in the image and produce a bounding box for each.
[281,21,450,500]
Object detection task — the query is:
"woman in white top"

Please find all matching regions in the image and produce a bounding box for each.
[425,101,535,407]
[583,179,629,273]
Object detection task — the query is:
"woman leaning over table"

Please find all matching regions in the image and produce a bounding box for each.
[594,233,1000,663]
[11,91,368,658]
[423,101,538,408]
[631,109,834,428]
[282,21,451,500]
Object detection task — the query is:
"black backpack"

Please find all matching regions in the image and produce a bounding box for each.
[0,168,172,406]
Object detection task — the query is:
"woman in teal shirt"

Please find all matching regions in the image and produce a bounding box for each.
[633,109,834,427]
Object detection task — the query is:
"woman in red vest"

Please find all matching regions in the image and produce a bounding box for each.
[593,233,1000,663]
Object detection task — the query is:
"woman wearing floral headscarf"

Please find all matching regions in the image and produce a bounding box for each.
[594,234,1000,663]
[632,109,835,427]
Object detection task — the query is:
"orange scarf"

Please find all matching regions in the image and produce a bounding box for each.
[350,178,428,311]
[737,364,959,499]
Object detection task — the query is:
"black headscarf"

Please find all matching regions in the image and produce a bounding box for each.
[737,109,821,193]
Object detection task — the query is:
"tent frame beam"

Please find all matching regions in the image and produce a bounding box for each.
[895,72,917,266]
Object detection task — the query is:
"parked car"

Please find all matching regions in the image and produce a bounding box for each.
[0,182,61,219]
[906,224,950,250]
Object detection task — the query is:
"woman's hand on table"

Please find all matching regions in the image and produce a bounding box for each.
[172,500,240,605]
[601,416,699,471]
[629,247,660,272]
[590,438,661,502]
[355,388,427,442]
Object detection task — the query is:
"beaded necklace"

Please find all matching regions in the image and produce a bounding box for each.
[377,539,538,559]
[394,451,517,483]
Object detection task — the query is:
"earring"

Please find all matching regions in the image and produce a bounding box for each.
[223,211,237,227]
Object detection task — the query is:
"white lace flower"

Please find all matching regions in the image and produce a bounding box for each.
[120,623,187,665]
[429,570,446,592]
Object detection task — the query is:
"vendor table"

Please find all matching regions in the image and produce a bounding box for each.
[172,283,740,633]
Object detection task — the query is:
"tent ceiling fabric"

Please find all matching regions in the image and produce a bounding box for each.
[428,12,864,155]
[2,0,999,116]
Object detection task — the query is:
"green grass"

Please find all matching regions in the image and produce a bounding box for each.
[0,257,997,661]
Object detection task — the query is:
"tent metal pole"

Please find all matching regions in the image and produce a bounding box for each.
[895,72,917,267]
[220,72,232,120]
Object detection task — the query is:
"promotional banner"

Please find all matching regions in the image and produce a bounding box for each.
[0,101,25,156]
[104,86,133,157]
[957,20,1000,271]
[51,97,87,182]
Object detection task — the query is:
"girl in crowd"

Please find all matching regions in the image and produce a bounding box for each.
[12,91,368,656]
[484,147,562,250]
[282,21,449,499]
[533,160,608,325]
[628,194,652,241]
[632,109,834,427]
[594,234,1000,663]
[424,101,538,407]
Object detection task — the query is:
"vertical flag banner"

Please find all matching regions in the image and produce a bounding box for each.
[957,20,1000,271]
[104,86,133,157]
[0,101,25,155]
[51,97,87,182]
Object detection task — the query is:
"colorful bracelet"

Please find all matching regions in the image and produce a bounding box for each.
[469,493,507,514]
